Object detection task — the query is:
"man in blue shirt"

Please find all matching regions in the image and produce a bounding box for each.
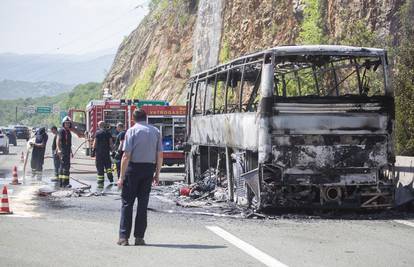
[117,109,163,246]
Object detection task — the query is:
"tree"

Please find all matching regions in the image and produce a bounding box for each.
[395,0,414,155]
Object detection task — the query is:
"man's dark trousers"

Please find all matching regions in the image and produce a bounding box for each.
[119,162,155,239]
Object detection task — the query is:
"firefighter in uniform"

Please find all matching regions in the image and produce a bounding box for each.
[57,116,73,188]
[50,126,59,182]
[93,121,114,188]
[30,127,48,179]
[114,122,126,179]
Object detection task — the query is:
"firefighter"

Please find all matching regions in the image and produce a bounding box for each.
[50,126,59,182]
[57,116,73,188]
[114,122,126,179]
[30,127,48,179]
[93,121,114,189]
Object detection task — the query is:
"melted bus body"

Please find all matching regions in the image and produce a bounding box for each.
[186,45,395,209]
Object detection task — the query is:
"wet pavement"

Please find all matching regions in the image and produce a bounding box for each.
[2,136,414,266]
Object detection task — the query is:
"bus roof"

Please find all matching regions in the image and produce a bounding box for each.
[190,45,387,80]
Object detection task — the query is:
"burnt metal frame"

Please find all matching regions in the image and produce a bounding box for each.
[188,46,389,117]
[186,45,393,208]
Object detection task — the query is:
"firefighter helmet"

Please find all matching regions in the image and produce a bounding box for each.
[61,116,72,128]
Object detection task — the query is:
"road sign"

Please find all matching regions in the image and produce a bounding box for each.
[36,106,52,114]
[136,100,169,108]
[26,106,35,114]
[52,105,60,114]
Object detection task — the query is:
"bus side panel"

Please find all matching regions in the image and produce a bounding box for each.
[189,113,259,151]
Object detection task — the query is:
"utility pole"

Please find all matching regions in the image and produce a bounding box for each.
[15,106,18,124]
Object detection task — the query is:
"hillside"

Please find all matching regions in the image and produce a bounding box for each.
[0,52,115,84]
[102,0,414,154]
[0,80,74,100]
[0,82,101,127]
[102,0,406,102]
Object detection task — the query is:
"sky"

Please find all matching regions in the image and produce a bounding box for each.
[0,0,150,55]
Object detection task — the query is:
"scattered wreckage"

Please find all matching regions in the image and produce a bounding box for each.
[185,45,397,210]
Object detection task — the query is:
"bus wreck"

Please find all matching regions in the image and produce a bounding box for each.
[185,45,395,209]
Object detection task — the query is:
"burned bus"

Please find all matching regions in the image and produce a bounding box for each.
[185,45,395,209]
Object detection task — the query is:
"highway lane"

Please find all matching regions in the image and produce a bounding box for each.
[1,135,414,266]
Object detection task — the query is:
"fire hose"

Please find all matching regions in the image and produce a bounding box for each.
[72,140,87,158]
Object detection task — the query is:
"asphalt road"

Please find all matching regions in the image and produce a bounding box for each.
[1,135,414,267]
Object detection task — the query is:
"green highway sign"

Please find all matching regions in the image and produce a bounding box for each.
[36,106,52,114]
[136,100,169,108]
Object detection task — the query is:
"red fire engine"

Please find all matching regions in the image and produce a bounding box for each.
[69,99,186,166]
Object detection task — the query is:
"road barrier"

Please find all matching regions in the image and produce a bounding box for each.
[0,186,12,214]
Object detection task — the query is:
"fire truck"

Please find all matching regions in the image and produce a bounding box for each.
[69,99,186,166]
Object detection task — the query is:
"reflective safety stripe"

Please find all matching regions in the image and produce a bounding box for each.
[1,203,9,207]
[105,168,112,173]
[60,175,70,180]
[97,175,104,181]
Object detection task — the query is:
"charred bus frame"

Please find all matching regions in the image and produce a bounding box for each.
[185,45,395,209]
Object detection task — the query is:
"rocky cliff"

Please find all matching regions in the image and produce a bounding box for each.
[102,0,408,104]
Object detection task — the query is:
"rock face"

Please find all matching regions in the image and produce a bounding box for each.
[102,0,406,104]
[192,0,224,74]
[102,1,198,103]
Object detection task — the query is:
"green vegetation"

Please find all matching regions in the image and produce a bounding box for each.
[394,0,414,155]
[126,62,158,99]
[341,20,378,47]
[219,39,230,64]
[150,0,196,26]
[0,82,101,127]
[298,0,326,44]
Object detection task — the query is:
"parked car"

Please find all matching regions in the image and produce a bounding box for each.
[14,125,30,141]
[0,129,10,154]
[3,128,17,146]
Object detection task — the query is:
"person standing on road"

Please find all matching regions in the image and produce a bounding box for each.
[114,122,126,179]
[30,127,48,179]
[50,126,59,182]
[57,117,73,188]
[117,109,163,246]
[93,121,114,189]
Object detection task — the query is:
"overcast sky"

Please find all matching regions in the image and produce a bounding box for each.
[0,0,149,55]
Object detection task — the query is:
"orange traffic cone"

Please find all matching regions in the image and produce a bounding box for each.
[0,185,12,214]
[20,152,24,163]
[11,166,20,185]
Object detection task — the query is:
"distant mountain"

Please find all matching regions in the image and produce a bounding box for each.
[0,50,116,84]
[0,80,74,100]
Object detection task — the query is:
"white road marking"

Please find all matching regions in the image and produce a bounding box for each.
[394,220,414,228]
[206,225,288,267]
